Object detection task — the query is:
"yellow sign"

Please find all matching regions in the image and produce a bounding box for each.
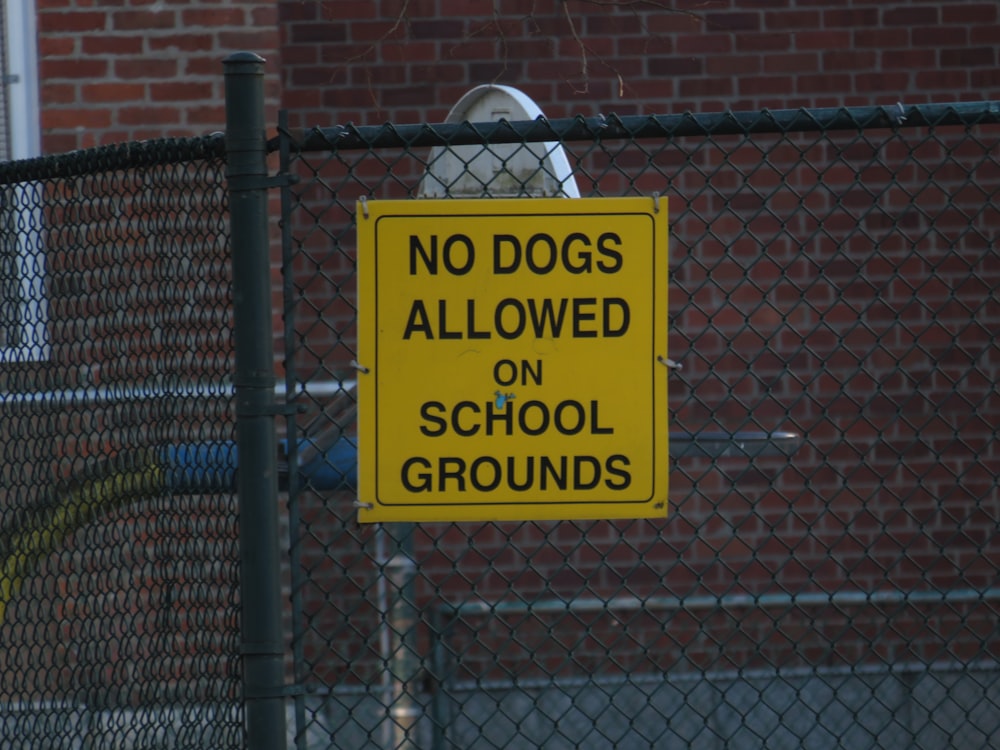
[357,197,669,523]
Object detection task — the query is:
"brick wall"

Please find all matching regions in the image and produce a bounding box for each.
[276,0,1000,713]
[36,0,282,152]
[277,0,1000,127]
[19,0,1000,733]
[32,1,1000,151]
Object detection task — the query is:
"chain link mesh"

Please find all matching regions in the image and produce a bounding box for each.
[280,104,1000,749]
[0,138,243,749]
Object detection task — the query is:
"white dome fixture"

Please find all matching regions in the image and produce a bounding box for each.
[418,84,580,199]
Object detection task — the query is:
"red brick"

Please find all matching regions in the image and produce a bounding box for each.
[149,81,214,102]
[763,10,820,29]
[823,8,879,27]
[441,0,523,15]
[853,28,908,48]
[82,35,143,55]
[38,36,76,56]
[676,33,731,55]
[410,19,464,39]
[288,21,347,43]
[42,107,113,129]
[351,64,406,86]
[584,13,643,36]
[912,25,967,45]
[146,34,215,52]
[40,58,109,79]
[501,38,555,59]
[739,75,795,96]
[970,24,1000,44]
[795,30,851,50]
[558,35,614,58]
[349,20,408,42]
[970,69,1000,89]
[705,11,761,32]
[279,1,318,22]
[940,47,996,68]
[283,45,318,65]
[252,5,278,26]
[112,58,179,79]
[325,0,379,19]
[618,78,675,101]
[707,54,761,76]
[763,53,818,74]
[186,55,233,77]
[291,66,339,87]
[647,56,703,76]
[408,63,465,84]
[915,70,969,90]
[736,33,793,52]
[381,83,436,107]
[41,83,77,104]
[118,105,181,126]
[219,30,280,50]
[679,77,734,99]
[38,10,107,32]
[645,12,702,34]
[318,43,376,63]
[854,72,910,94]
[44,133,81,152]
[185,105,227,126]
[942,3,997,23]
[180,8,244,26]
[80,82,146,103]
[110,10,178,31]
[822,50,877,71]
[797,73,851,93]
[883,6,937,25]
[882,48,936,71]
[381,41,437,62]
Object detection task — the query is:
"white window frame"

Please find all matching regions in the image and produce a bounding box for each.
[1,0,48,361]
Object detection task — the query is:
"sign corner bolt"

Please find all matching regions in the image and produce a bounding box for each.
[657,355,681,371]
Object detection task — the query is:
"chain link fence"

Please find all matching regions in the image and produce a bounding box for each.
[0,138,243,749]
[0,86,997,750]
[279,102,1000,749]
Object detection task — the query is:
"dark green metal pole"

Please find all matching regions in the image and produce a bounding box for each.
[224,52,287,750]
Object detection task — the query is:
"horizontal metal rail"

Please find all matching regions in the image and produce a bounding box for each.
[278,101,1000,153]
[440,586,1000,620]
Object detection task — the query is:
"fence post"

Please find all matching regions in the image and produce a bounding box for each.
[223,51,287,750]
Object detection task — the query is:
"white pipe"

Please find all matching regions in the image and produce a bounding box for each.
[0,380,354,406]
[442,654,1000,696]
[445,586,1000,618]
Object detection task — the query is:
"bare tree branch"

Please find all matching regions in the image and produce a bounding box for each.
[562,1,590,93]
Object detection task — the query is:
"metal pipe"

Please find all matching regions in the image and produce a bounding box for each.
[0,379,354,407]
[285,101,1000,153]
[441,653,1000,696]
[382,525,421,750]
[442,586,1000,618]
[224,51,287,750]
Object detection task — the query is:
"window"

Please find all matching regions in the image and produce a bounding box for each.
[0,0,46,360]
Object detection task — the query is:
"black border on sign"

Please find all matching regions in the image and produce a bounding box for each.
[371,209,662,509]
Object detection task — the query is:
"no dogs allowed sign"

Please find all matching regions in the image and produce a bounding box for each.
[357,197,669,523]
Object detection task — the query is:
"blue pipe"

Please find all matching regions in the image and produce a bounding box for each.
[160,437,359,494]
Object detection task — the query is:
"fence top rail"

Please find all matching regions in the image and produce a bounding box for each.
[0,133,226,186]
[278,100,1000,154]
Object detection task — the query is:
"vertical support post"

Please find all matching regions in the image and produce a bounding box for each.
[224,52,287,750]
[383,525,421,750]
[277,107,309,750]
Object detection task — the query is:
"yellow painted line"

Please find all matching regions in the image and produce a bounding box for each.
[0,460,164,623]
